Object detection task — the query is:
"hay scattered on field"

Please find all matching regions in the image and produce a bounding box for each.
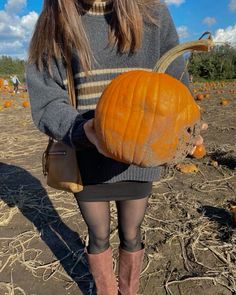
[1,88,236,294]
[0,282,27,295]
[0,270,27,295]
[0,201,18,226]
[140,163,236,294]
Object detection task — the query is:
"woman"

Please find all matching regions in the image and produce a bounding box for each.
[26,0,204,294]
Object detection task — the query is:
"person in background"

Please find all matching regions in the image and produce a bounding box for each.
[10,75,21,94]
[3,78,9,88]
[189,74,193,83]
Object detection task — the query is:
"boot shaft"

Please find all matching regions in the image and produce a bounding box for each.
[118,246,145,295]
[85,246,118,295]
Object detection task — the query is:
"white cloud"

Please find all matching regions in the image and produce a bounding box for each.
[177,26,189,39]
[5,0,26,15]
[229,0,236,11]
[0,0,38,58]
[164,0,185,6]
[21,11,38,30]
[203,17,217,26]
[213,25,236,45]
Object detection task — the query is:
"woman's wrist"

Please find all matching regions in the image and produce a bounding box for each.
[71,118,95,150]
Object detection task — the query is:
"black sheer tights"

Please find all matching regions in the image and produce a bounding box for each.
[77,197,149,254]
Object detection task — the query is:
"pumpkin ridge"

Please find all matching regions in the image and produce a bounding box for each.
[148,72,162,166]
[114,73,134,159]
[99,77,118,151]
[129,71,152,165]
[121,71,144,163]
[101,72,130,155]
[136,72,159,166]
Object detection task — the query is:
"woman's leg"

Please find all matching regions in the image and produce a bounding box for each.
[77,200,118,294]
[115,196,149,252]
[116,196,149,295]
[77,200,111,254]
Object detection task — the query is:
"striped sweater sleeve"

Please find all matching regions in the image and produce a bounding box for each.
[26,59,94,150]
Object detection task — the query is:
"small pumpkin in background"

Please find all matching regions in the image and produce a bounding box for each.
[220,99,229,106]
[95,34,214,167]
[191,143,206,159]
[22,101,30,108]
[175,163,199,173]
[196,93,204,101]
[21,93,28,99]
[4,101,12,108]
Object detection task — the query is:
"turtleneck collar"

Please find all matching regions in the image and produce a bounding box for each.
[81,0,113,15]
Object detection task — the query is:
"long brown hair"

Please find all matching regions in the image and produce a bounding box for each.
[28,0,159,75]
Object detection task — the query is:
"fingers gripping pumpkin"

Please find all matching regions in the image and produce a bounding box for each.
[94,34,214,167]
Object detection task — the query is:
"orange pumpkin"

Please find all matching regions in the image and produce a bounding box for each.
[196,93,204,101]
[4,101,12,108]
[21,93,28,99]
[192,143,206,159]
[94,36,214,167]
[22,101,30,108]
[95,71,200,167]
[175,163,199,173]
[220,99,229,106]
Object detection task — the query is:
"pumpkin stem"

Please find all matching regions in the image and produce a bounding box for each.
[153,32,214,73]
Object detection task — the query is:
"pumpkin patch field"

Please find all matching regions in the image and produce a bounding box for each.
[0,80,236,295]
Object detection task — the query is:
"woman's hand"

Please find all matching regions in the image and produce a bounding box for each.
[189,122,208,155]
[83,119,111,157]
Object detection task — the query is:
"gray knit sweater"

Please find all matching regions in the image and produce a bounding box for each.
[26,1,188,185]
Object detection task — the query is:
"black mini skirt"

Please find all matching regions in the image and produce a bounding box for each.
[74,181,153,202]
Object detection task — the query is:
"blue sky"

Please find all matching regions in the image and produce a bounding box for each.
[0,0,236,59]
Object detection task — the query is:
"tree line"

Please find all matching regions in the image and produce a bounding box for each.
[187,44,236,81]
[0,44,236,82]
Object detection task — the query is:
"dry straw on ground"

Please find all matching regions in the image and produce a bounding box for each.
[0,84,236,294]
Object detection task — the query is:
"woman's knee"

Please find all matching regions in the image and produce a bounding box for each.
[88,228,110,252]
[118,226,142,251]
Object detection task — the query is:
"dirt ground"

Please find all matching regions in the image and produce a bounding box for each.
[0,81,236,295]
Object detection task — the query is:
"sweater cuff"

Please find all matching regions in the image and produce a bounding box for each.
[70,115,94,150]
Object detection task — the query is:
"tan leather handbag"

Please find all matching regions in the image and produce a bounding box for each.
[42,67,83,193]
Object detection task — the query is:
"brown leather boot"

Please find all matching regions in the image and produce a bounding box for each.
[85,246,118,295]
[118,245,145,295]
